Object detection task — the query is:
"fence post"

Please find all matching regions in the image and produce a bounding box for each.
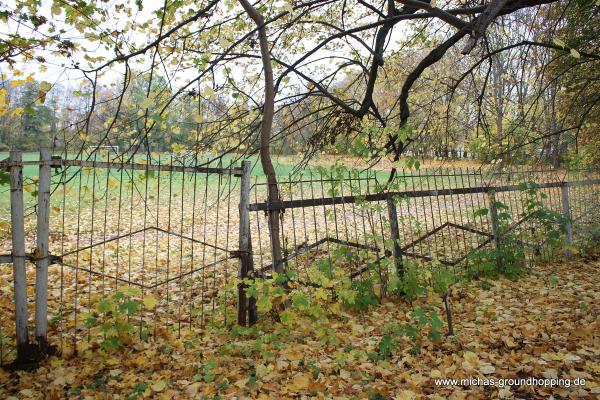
[9,148,32,363]
[35,147,51,352]
[488,190,502,270]
[237,160,253,326]
[247,230,257,325]
[386,196,403,277]
[561,183,574,258]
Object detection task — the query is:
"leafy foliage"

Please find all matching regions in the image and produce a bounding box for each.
[468,183,567,280]
[84,288,150,352]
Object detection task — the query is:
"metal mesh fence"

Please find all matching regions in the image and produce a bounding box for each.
[1,155,599,365]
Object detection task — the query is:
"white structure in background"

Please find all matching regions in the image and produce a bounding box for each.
[403,146,473,159]
[89,145,120,156]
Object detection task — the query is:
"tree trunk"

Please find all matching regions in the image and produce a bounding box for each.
[548,85,561,168]
[237,0,283,273]
[492,55,504,156]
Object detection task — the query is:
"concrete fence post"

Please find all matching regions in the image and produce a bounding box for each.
[9,148,31,363]
[35,147,52,352]
[237,160,254,325]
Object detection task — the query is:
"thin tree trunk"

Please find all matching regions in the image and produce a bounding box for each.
[548,85,561,168]
[237,0,283,273]
[492,56,504,154]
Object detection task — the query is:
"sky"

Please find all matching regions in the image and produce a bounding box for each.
[1,0,165,89]
[0,0,428,111]
[3,1,418,73]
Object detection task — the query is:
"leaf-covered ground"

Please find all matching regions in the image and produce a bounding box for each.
[1,256,599,400]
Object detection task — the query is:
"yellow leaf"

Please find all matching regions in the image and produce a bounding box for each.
[543,368,558,379]
[11,107,24,116]
[76,341,90,354]
[52,375,66,386]
[124,287,141,297]
[255,363,270,378]
[143,295,158,309]
[38,81,52,103]
[19,389,35,397]
[106,357,120,365]
[541,352,564,361]
[315,287,328,301]
[395,389,416,400]
[430,369,442,378]
[186,382,201,396]
[283,348,303,361]
[288,373,311,392]
[151,380,167,392]
[51,3,61,15]
[463,351,478,364]
[462,351,479,371]
[480,364,496,374]
[502,337,517,348]
[107,176,119,189]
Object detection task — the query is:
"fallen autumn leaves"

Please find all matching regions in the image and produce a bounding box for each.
[1,256,599,399]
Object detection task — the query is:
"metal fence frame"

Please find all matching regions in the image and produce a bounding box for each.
[248,167,600,283]
[1,149,599,367]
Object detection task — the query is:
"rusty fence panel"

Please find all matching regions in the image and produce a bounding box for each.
[0,150,248,365]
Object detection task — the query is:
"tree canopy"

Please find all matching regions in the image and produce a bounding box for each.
[0,0,598,167]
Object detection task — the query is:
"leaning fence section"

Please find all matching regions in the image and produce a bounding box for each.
[248,167,600,287]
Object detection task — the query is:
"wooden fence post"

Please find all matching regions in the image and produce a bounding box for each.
[561,183,574,259]
[386,196,403,277]
[237,160,252,326]
[9,148,31,363]
[35,147,51,352]
[488,190,502,270]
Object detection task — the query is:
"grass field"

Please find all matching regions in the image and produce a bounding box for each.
[0,151,394,212]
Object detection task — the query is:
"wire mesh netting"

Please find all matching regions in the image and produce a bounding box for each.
[249,167,600,283]
[1,152,244,363]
